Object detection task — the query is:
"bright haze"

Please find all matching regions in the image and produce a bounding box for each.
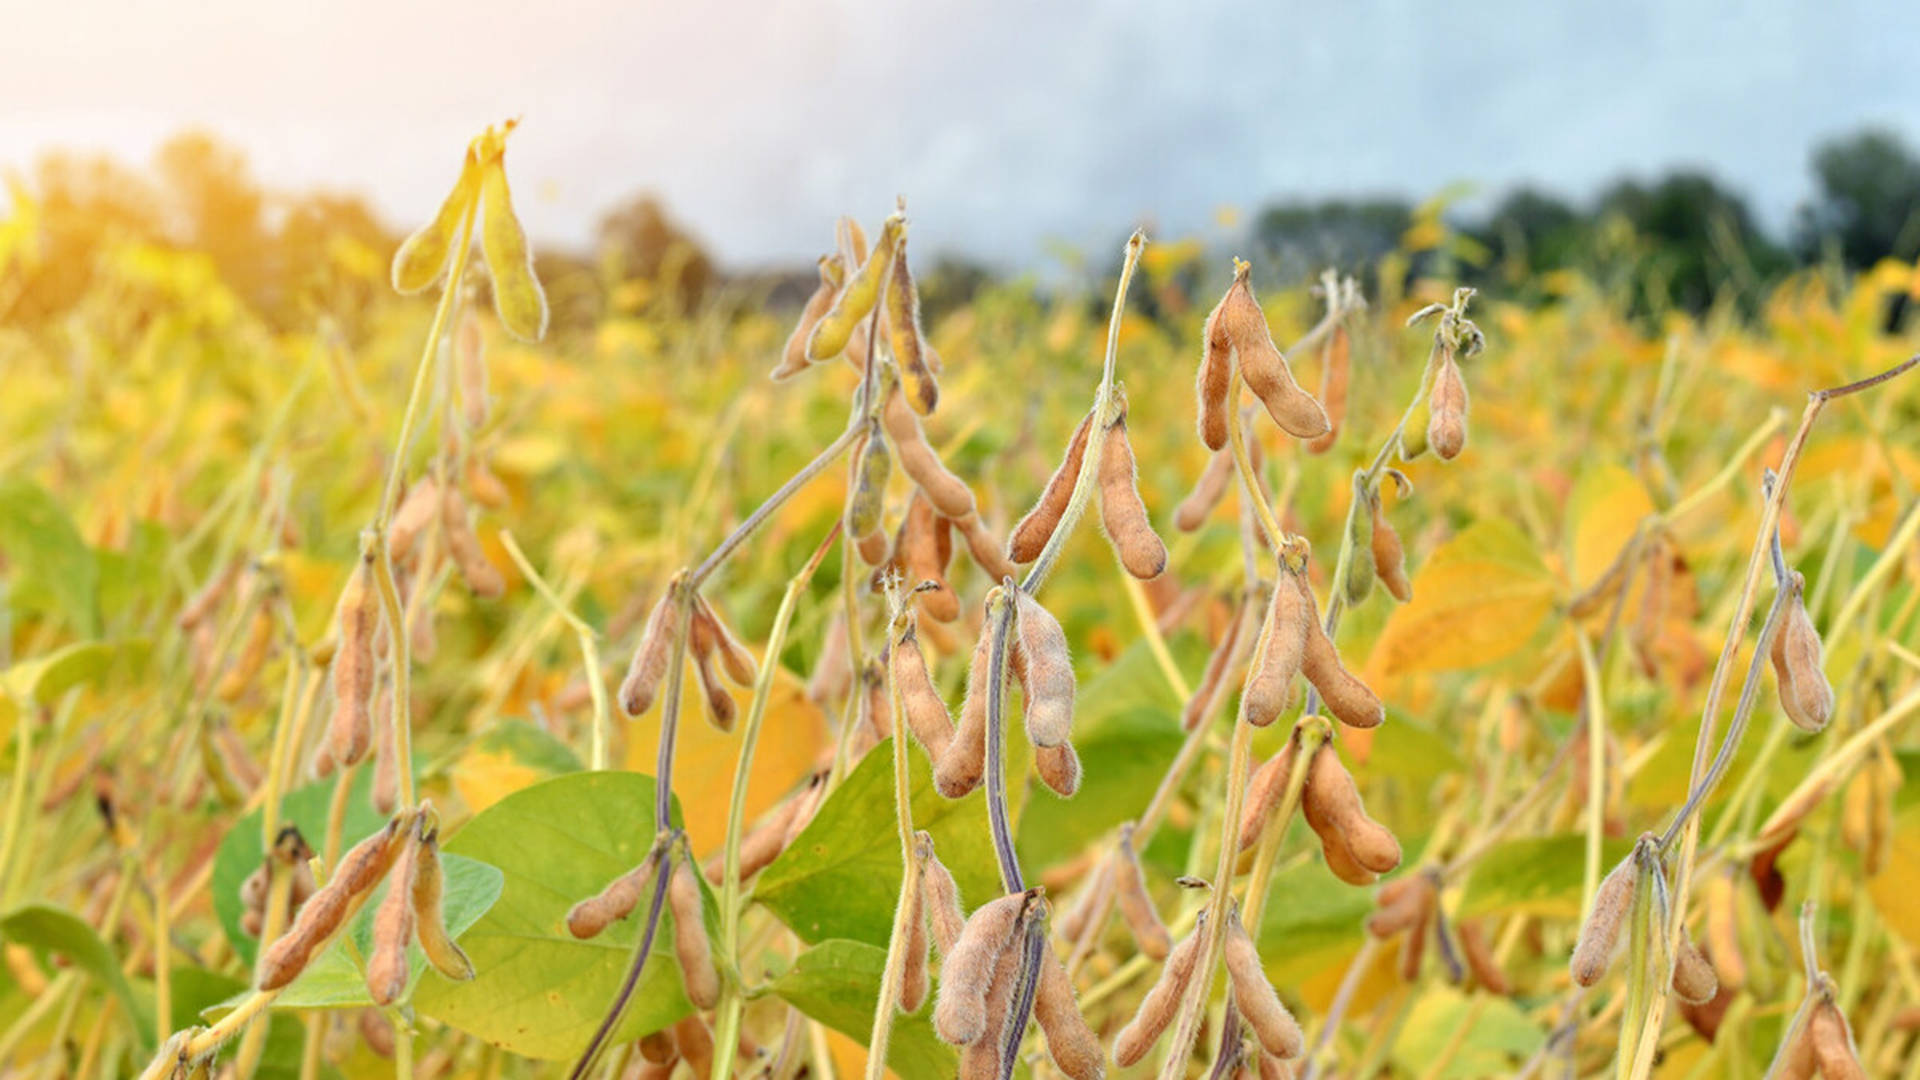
[6,0,1918,269]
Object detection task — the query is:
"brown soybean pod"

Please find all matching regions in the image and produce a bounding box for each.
[1225,909,1304,1059]
[883,381,976,519]
[1456,919,1510,994]
[952,512,1019,584]
[1010,410,1094,564]
[366,826,421,1006]
[672,1016,716,1080]
[1113,916,1207,1067]
[957,939,1021,1080]
[1013,590,1075,747]
[177,558,239,630]
[900,845,931,1013]
[772,255,843,381]
[1197,285,1237,451]
[371,683,397,814]
[1183,594,1247,731]
[1770,573,1833,732]
[1174,449,1236,532]
[387,477,440,564]
[411,825,474,981]
[705,792,804,885]
[566,851,660,939]
[935,624,994,798]
[887,236,940,416]
[692,594,757,687]
[901,494,960,623]
[1114,826,1170,960]
[1303,748,1401,874]
[1398,899,1432,981]
[1237,737,1299,853]
[892,626,955,760]
[933,891,1028,1046]
[215,606,273,702]
[1305,324,1350,455]
[1098,392,1168,579]
[1703,871,1747,990]
[1242,570,1312,727]
[1365,876,1428,937]
[1221,273,1329,440]
[1570,853,1639,987]
[1426,353,1469,461]
[1671,932,1718,1005]
[328,558,378,766]
[1033,941,1104,1080]
[256,885,352,990]
[669,853,720,1009]
[1370,495,1412,603]
[619,593,675,717]
[1809,1002,1865,1080]
[1297,573,1385,729]
[1035,741,1082,797]
[923,844,968,955]
[1318,831,1379,887]
[692,649,737,732]
[441,484,506,599]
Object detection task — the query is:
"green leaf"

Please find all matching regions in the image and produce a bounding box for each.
[755,739,1001,947]
[0,478,99,635]
[2,638,149,705]
[768,939,958,1080]
[0,903,151,1049]
[411,771,696,1061]
[1391,984,1544,1079]
[1457,835,1636,920]
[1254,857,1376,985]
[1352,710,1465,785]
[168,968,310,1077]
[1014,641,1187,872]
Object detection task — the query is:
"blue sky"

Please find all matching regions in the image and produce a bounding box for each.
[4,0,1917,268]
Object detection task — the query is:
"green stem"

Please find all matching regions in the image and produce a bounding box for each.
[499,531,610,770]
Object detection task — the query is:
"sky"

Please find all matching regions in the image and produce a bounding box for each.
[4,0,1919,270]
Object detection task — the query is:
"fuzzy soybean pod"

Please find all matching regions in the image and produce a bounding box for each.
[899,840,933,1013]
[669,852,721,1009]
[386,477,440,564]
[958,936,1023,1080]
[1014,590,1075,747]
[882,380,978,520]
[692,650,737,732]
[1225,907,1304,1060]
[887,236,940,415]
[1366,875,1432,937]
[1011,410,1094,564]
[1184,594,1249,731]
[1098,390,1168,579]
[933,891,1032,1046]
[1034,940,1106,1080]
[1113,914,1208,1067]
[1808,1001,1866,1080]
[1770,572,1833,732]
[1174,449,1235,532]
[1456,919,1511,994]
[692,594,757,686]
[479,155,549,342]
[1114,825,1171,960]
[567,849,661,939]
[1301,748,1402,877]
[1341,475,1376,606]
[892,624,955,760]
[441,484,506,599]
[807,214,902,362]
[366,824,423,1006]
[1306,324,1350,455]
[773,255,844,381]
[1242,569,1312,727]
[673,1016,716,1080]
[1197,282,1237,451]
[1237,736,1300,853]
[923,841,969,955]
[1671,932,1718,1005]
[328,558,379,766]
[935,622,996,798]
[1570,851,1640,987]
[1296,572,1385,729]
[952,512,1019,584]
[1218,267,1330,440]
[898,493,960,623]
[706,789,807,885]
[1035,742,1082,798]
[846,426,892,543]
[1426,351,1469,461]
[1370,494,1412,603]
[619,593,676,717]
[411,823,474,981]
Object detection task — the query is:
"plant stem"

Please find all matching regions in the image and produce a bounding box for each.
[499,530,612,770]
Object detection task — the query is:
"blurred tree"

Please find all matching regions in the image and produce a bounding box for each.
[275,191,394,332]
[1252,198,1412,285]
[1793,129,1920,267]
[154,131,272,311]
[1593,171,1786,315]
[4,152,163,323]
[1474,186,1586,286]
[595,195,714,314]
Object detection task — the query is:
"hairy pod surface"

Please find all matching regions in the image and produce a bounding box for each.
[887,235,940,415]
[1301,748,1401,878]
[412,825,474,981]
[669,853,720,1009]
[1113,915,1206,1067]
[1671,932,1718,1004]
[1035,742,1083,797]
[882,381,976,519]
[1809,1001,1865,1080]
[1243,570,1311,727]
[1237,736,1299,853]
[1305,324,1350,454]
[1174,449,1235,532]
[1011,410,1094,564]
[1226,908,1304,1059]
[1426,352,1469,461]
[892,625,955,761]
[1097,391,1168,579]
[693,594,758,687]
[1114,826,1170,960]
[366,824,422,1005]
[567,850,660,940]
[441,484,506,598]
[1296,571,1385,729]
[1369,494,1412,603]
[934,891,1031,1046]
[1034,941,1105,1080]
[935,622,996,798]
[900,844,931,1013]
[619,594,676,717]
[1770,572,1833,732]
[387,477,440,565]
[1013,590,1075,747]
[1217,267,1329,439]
[1570,852,1640,987]
[328,558,379,766]
[1197,287,1236,451]
[923,843,969,955]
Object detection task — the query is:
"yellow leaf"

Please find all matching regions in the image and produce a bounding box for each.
[481,161,550,342]
[1868,802,1920,947]
[1567,463,1654,591]
[1368,519,1558,675]
[450,747,546,815]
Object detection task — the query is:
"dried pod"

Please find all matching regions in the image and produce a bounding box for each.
[807,214,902,362]
[1671,932,1718,1005]
[456,309,489,430]
[1703,871,1747,991]
[1184,592,1251,731]
[958,931,1022,1080]
[893,493,959,623]
[1243,567,1312,727]
[1341,478,1375,606]
[672,1016,716,1080]
[933,891,1031,1046]
[692,650,737,732]
[637,1030,677,1065]
[1370,494,1412,603]
[1114,915,1207,1067]
[215,606,274,702]
[387,476,441,564]
[705,788,808,885]
[892,625,955,761]
[360,1008,397,1058]
[1035,742,1082,798]
[1296,571,1385,729]
[1226,908,1304,1059]
[935,622,996,799]
[1808,1001,1865,1080]
[1114,825,1170,960]
[669,853,720,1009]
[1769,572,1832,732]
[328,558,379,767]
[781,774,828,848]
[1570,852,1639,987]
[900,843,931,1013]
[1305,325,1350,455]
[1238,736,1299,853]
[371,684,398,814]
[882,380,977,519]
[1398,898,1433,981]
[857,524,893,566]
[1456,919,1511,994]
[1097,390,1168,579]
[1197,281,1237,452]
[1010,411,1094,564]
[441,485,505,599]
[466,454,510,509]
[1013,591,1075,747]
[952,512,1020,584]
[177,558,240,631]
[1217,265,1330,440]
[366,824,422,1006]
[1426,352,1469,461]
[1034,941,1105,1080]
[620,594,676,717]
[888,236,940,415]
[923,842,968,955]
[1300,748,1401,877]
[807,613,853,707]
[1175,449,1235,532]
[773,255,844,380]
[567,850,661,939]
[410,822,474,981]
[846,427,892,542]
[692,594,758,686]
